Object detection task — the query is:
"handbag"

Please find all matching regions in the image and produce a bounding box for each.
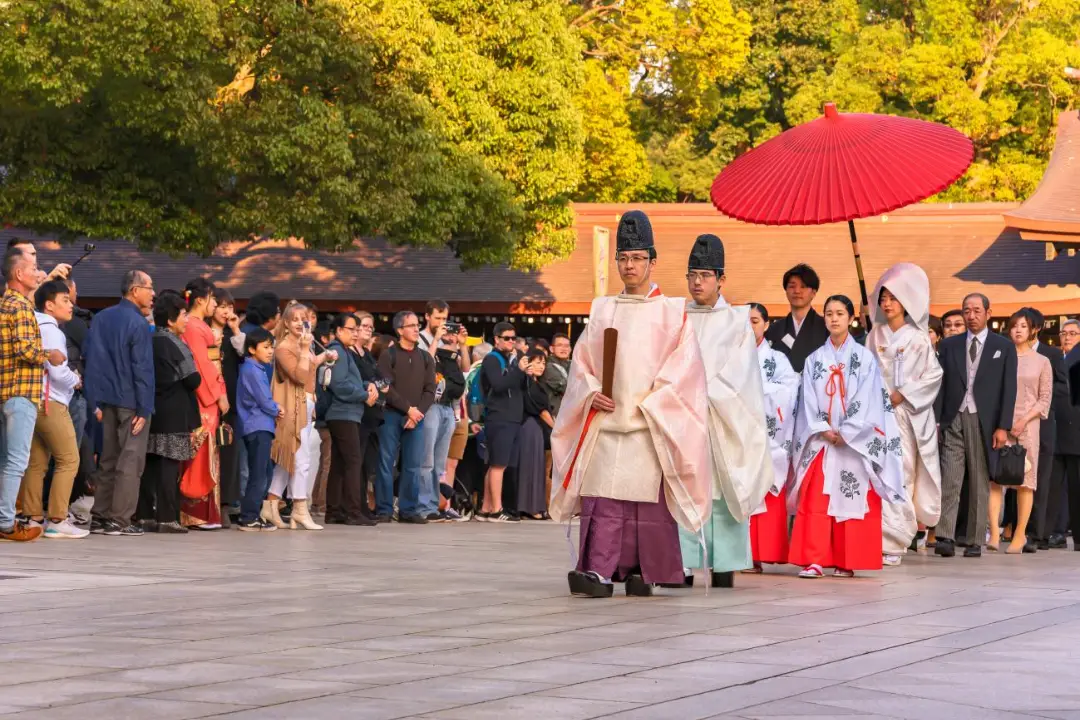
[216,422,234,448]
[995,443,1027,487]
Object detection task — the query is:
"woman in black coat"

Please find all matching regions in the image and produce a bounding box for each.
[517,348,554,520]
[138,291,203,533]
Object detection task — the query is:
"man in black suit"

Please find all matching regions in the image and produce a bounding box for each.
[1020,309,1070,548]
[1050,320,1080,549]
[763,264,830,372]
[934,293,1018,558]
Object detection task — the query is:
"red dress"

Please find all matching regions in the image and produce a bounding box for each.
[788,450,883,570]
[179,316,226,527]
[749,489,789,564]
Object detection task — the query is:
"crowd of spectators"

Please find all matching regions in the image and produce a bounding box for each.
[0,242,572,542]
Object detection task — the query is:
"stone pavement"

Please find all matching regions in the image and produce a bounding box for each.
[1,522,1079,719]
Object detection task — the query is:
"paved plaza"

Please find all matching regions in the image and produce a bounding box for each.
[1,522,1078,719]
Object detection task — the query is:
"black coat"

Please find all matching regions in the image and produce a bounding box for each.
[1061,348,1080,455]
[1035,342,1069,451]
[764,308,830,373]
[1071,348,1080,407]
[934,331,1018,479]
[149,333,202,436]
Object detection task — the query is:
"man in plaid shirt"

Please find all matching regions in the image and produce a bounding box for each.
[0,248,66,541]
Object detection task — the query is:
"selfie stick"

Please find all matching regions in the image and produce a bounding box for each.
[69,243,97,270]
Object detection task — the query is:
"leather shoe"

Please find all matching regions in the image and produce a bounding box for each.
[963,545,982,558]
[711,571,735,589]
[934,538,956,557]
[345,514,376,527]
[321,509,347,526]
[1023,541,1038,554]
[1049,533,1067,549]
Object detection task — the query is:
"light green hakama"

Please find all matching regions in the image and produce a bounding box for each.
[679,495,752,572]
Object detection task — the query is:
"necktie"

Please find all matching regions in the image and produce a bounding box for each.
[969,337,978,363]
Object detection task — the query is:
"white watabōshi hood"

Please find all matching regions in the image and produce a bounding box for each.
[870,262,931,332]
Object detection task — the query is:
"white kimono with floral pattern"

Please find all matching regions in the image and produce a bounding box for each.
[868,322,943,553]
[752,340,799,516]
[789,335,905,521]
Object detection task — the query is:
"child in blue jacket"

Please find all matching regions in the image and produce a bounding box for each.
[236,328,283,531]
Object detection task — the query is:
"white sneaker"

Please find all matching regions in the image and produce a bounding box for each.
[69,495,94,524]
[883,554,902,567]
[44,519,90,539]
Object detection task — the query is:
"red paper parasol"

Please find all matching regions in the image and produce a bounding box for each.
[710,103,974,325]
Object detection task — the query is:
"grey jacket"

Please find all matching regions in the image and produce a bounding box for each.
[325,340,367,424]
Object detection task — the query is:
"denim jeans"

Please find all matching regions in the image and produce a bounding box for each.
[0,397,39,530]
[240,431,274,524]
[237,433,250,498]
[69,392,88,448]
[419,404,456,515]
[376,409,427,518]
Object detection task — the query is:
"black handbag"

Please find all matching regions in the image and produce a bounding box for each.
[995,443,1027,486]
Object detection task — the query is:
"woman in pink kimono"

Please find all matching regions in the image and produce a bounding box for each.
[988,310,1051,554]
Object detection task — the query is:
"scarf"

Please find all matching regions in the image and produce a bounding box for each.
[157,328,198,384]
[270,335,312,474]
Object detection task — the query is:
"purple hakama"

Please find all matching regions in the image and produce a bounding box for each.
[577,486,684,585]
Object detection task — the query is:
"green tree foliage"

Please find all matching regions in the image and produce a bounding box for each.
[0,0,583,268]
[1,1,1077,268]
[574,0,1080,205]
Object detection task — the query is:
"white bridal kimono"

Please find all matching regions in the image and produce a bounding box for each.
[790,335,906,520]
[753,340,800,514]
[867,263,943,554]
[678,297,774,572]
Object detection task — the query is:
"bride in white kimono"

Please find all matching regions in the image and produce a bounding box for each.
[746,303,799,571]
[867,263,943,566]
[788,295,905,578]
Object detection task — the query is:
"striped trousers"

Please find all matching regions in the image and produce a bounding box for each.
[937,412,989,546]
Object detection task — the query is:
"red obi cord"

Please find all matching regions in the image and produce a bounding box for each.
[825,364,847,421]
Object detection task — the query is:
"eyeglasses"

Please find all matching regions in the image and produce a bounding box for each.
[498,335,516,341]
[1060,330,1080,338]
[686,271,715,282]
[401,322,420,329]
[360,323,374,330]
[617,254,650,266]
[132,285,154,292]
[341,325,359,333]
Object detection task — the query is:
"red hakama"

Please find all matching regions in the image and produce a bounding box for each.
[749,489,789,564]
[788,451,882,571]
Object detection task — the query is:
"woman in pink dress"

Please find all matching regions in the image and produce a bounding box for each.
[179,278,228,529]
[988,310,1051,554]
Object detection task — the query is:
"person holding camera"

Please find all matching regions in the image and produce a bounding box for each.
[419,321,468,521]
[349,311,384,519]
[477,322,530,523]
[264,302,338,530]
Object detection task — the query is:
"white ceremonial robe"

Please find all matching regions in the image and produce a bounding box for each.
[790,336,905,521]
[549,289,712,533]
[677,297,773,572]
[685,297,774,522]
[753,340,800,515]
[868,322,943,553]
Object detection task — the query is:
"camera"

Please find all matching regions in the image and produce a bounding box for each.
[374,378,390,407]
[84,242,96,253]
[444,322,463,335]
